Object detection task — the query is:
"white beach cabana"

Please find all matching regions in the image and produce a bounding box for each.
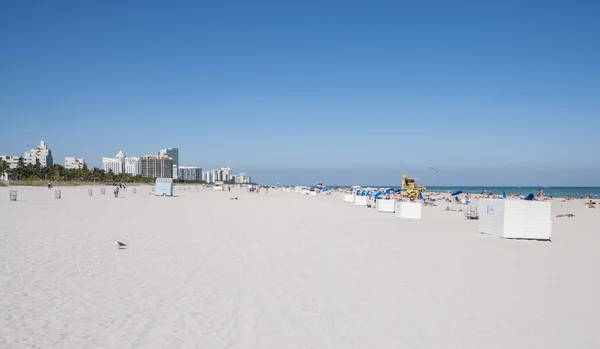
[376,199,395,213]
[344,193,355,203]
[477,199,552,240]
[394,201,423,219]
[155,178,174,196]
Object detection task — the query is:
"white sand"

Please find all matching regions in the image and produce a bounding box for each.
[1,186,599,348]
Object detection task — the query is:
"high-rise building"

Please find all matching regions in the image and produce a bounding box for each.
[221,167,233,182]
[138,155,173,178]
[210,169,221,182]
[0,155,34,169]
[102,149,126,174]
[24,140,53,167]
[65,157,85,169]
[124,157,139,176]
[159,148,179,179]
[202,170,214,183]
[235,173,251,184]
[178,166,202,181]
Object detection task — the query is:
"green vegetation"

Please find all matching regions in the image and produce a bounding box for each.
[0,157,155,185]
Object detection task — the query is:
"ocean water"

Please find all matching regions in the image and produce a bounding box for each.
[331,186,600,198]
[426,186,600,198]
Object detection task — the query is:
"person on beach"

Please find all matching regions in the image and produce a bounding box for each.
[47,181,52,189]
[588,200,596,209]
[114,185,120,198]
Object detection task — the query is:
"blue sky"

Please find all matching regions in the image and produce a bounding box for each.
[1,0,598,185]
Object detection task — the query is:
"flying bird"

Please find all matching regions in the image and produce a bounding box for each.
[428,167,439,174]
[114,240,127,249]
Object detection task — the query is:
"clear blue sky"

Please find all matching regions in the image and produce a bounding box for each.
[1,0,598,185]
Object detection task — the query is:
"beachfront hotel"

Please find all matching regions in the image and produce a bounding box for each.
[178,166,202,181]
[25,140,54,167]
[159,148,179,179]
[2,140,54,168]
[234,172,251,184]
[64,157,85,169]
[124,156,139,176]
[102,149,126,174]
[138,155,173,178]
[0,155,33,169]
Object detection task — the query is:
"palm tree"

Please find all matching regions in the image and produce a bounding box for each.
[0,158,9,175]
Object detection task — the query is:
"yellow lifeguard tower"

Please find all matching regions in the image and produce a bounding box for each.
[401,174,425,199]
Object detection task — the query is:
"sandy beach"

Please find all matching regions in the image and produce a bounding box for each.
[1,186,599,348]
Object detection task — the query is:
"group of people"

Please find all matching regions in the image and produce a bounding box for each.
[113,183,126,197]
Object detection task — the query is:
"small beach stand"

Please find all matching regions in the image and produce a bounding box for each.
[155,178,174,196]
[394,201,423,219]
[344,193,355,203]
[376,199,395,213]
[354,195,368,206]
[477,199,552,241]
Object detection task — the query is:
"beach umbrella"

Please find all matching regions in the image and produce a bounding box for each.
[451,190,463,196]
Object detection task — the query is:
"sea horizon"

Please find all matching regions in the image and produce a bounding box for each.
[321,186,600,198]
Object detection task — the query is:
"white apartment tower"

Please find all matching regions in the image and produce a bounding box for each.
[102,149,126,174]
[24,140,53,167]
[125,157,139,176]
[65,157,85,169]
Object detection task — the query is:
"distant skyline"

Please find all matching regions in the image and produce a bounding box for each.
[1,1,598,185]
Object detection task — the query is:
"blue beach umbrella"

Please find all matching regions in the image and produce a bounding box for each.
[451,190,463,196]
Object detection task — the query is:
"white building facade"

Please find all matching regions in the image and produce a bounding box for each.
[65,157,85,169]
[124,157,139,176]
[178,166,202,181]
[24,140,53,167]
[202,171,214,183]
[102,149,126,174]
[234,173,251,184]
[0,155,34,169]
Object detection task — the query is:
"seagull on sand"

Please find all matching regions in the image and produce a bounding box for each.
[114,240,127,249]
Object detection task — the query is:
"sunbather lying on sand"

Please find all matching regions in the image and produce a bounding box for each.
[445,206,462,212]
[230,197,238,200]
[556,213,575,217]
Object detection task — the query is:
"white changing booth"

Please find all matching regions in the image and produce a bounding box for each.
[376,199,395,213]
[477,199,552,240]
[394,202,422,219]
[155,178,174,196]
[354,196,368,206]
[344,194,354,203]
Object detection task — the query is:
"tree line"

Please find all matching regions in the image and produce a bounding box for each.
[0,157,180,184]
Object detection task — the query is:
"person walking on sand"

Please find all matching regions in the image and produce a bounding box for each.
[114,185,120,198]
